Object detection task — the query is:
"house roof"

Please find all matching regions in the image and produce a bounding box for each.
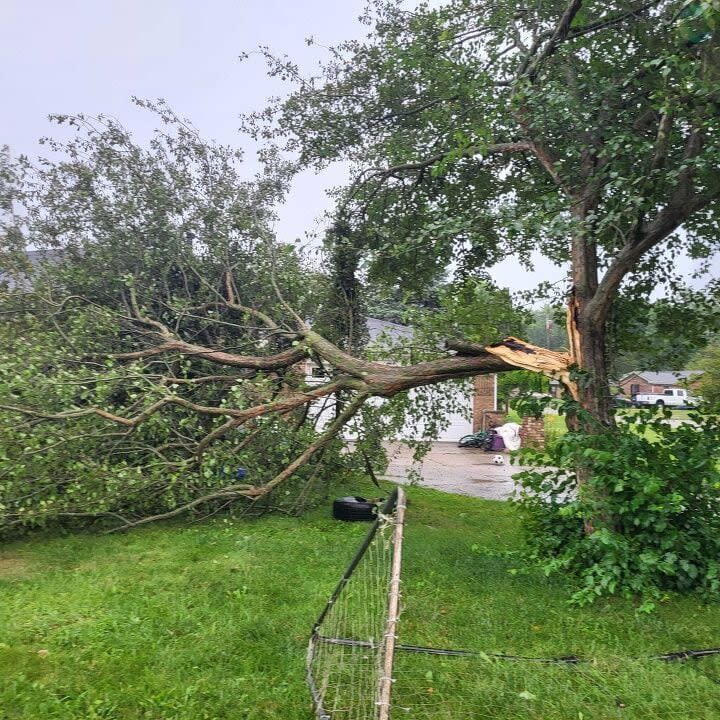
[620,370,704,385]
[0,249,64,289]
[366,317,414,343]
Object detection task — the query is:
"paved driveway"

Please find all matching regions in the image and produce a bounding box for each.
[381,442,531,501]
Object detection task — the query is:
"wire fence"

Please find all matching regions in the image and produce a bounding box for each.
[306,489,720,718]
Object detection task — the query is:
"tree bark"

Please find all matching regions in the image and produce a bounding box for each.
[566,292,614,429]
[566,232,615,534]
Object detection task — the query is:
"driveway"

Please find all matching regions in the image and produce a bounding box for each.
[381,441,531,501]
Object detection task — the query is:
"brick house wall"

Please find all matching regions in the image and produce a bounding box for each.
[519,416,545,448]
[473,375,498,431]
[480,411,505,431]
[618,374,665,396]
[473,374,545,447]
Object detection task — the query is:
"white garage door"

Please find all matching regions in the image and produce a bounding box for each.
[307,381,474,443]
[395,387,473,442]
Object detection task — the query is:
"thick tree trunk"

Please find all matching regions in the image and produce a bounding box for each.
[566,228,616,534]
[566,295,615,534]
[566,223,614,427]
[566,293,614,429]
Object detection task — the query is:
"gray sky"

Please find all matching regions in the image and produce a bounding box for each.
[1,1,715,295]
[1,1,358,242]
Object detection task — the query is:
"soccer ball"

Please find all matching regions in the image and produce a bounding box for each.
[491,455,505,466]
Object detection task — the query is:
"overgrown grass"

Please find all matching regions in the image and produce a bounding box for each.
[1,483,719,719]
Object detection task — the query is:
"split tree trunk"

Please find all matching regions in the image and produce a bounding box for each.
[566,294,614,430]
[566,231,616,533]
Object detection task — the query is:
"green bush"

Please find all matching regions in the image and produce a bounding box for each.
[0,311,363,536]
[514,405,720,610]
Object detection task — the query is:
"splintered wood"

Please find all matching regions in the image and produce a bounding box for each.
[484,337,580,401]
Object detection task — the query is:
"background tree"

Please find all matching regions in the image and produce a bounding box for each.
[608,287,720,377]
[524,305,570,351]
[313,220,368,353]
[690,336,720,404]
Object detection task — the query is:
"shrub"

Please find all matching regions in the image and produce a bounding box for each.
[514,405,720,610]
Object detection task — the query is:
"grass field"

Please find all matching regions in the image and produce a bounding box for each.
[1,483,719,719]
[506,407,699,445]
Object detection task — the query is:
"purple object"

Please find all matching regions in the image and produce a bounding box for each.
[490,435,505,452]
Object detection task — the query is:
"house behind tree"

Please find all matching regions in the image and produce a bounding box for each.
[618,370,704,398]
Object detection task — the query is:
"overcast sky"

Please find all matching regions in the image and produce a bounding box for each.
[1,1,359,242]
[1,1,715,295]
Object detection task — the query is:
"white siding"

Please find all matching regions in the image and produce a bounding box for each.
[306,384,473,443]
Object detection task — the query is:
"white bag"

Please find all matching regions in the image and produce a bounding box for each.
[495,422,521,451]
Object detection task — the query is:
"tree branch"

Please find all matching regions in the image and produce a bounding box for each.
[588,129,717,325]
[104,391,368,532]
[359,141,533,185]
[244,392,368,499]
[223,270,283,331]
[519,0,584,82]
[2,320,585,536]
[446,337,579,398]
[566,1,664,42]
[104,483,255,533]
[109,341,307,370]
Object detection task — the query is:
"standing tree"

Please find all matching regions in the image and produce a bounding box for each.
[313,219,369,354]
[243,0,720,603]
[244,0,720,428]
[691,336,720,404]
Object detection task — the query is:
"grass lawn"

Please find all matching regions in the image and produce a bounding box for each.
[506,407,699,444]
[1,483,719,719]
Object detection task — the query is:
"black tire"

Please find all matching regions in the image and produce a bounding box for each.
[458,435,476,448]
[333,496,381,522]
[655,399,665,407]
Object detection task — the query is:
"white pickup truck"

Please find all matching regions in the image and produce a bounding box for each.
[632,388,696,408]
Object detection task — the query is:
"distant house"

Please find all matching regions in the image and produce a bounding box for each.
[0,249,63,290]
[365,316,414,345]
[618,370,704,398]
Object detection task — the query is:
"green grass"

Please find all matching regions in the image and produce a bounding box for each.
[1,484,719,719]
[506,408,698,445]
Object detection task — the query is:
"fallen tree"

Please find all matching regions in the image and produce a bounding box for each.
[0,272,568,532]
[0,105,543,533]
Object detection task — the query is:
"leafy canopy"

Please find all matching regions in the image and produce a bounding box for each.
[245,0,720,303]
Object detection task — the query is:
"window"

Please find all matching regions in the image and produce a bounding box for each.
[630,384,640,394]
